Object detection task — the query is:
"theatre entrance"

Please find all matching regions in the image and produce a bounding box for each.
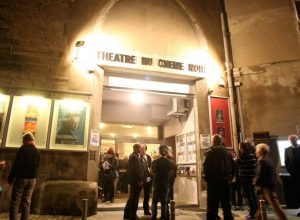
[98,75,199,210]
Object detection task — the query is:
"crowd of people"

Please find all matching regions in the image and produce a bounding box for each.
[203,134,300,220]
[1,132,299,220]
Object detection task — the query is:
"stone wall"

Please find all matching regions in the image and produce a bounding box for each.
[0,148,89,212]
[226,0,300,138]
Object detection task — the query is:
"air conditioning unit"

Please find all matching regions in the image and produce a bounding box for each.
[167,98,190,117]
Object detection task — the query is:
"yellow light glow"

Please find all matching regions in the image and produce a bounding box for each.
[99,123,105,129]
[0,94,7,102]
[19,96,48,108]
[110,133,116,137]
[132,133,138,138]
[147,127,153,135]
[122,124,133,129]
[130,92,144,105]
[60,99,86,111]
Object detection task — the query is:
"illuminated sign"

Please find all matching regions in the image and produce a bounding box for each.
[96,51,206,78]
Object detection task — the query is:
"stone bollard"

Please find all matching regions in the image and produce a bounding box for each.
[170,200,175,220]
[259,199,267,220]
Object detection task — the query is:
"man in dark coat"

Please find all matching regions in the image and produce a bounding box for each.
[124,143,144,220]
[8,132,40,220]
[284,134,300,216]
[151,145,175,220]
[141,144,152,215]
[203,134,234,220]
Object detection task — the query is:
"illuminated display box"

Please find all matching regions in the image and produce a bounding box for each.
[6,96,51,148]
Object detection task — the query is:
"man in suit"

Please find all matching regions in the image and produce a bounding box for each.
[124,143,144,220]
[285,134,300,216]
[141,144,152,215]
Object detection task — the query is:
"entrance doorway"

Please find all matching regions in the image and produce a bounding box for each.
[98,78,198,209]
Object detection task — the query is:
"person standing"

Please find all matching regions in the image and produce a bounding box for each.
[203,134,234,220]
[284,134,300,216]
[141,144,152,215]
[8,132,40,220]
[124,143,144,220]
[102,148,118,203]
[237,142,257,219]
[0,160,5,197]
[254,143,287,220]
[151,145,175,220]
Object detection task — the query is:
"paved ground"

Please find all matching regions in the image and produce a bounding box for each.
[1,207,299,219]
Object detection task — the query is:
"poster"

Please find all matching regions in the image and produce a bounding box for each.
[216,109,224,123]
[176,134,187,164]
[209,96,232,148]
[0,99,6,132]
[55,104,86,145]
[200,134,211,148]
[23,105,39,136]
[186,131,196,163]
[90,129,100,147]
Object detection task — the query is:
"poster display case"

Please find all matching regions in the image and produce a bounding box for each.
[6,96,51,148]
[50,99,90,151]
[0,94,10,144]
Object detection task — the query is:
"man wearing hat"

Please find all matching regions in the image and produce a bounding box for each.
[151,145,175,220]
[8,132,40,220]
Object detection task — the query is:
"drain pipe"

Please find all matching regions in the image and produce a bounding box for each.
[220,0,239,153]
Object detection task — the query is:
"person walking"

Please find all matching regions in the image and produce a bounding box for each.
[141,144,152,216]
[124,143,144,220]
[8,132,40,220]
[284,134,300,216]
[254,143,287,220]
[203,134,234,220]
[237,142,257,219]
[151,145,175,220]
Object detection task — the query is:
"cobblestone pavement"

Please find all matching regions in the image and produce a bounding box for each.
[1,208,300,220]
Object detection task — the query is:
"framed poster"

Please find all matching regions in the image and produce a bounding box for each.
[6,96,51,148]
[200,134,211,148]
[50,100,90,150]
[175,134,187,164]
[209,96,232,148]
[216,109,224,123]
[90,129,100,147]
[186,131,196,163]
[55,104,86,145]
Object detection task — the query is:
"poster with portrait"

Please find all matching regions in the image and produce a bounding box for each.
[176,134,187,164]
[216,109,224,123]
[200,134,211,148]
[217,126,226,139]
[186,131,196,163]
[55,104,86,145]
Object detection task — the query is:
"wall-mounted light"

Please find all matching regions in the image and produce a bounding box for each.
[74,40,85,60]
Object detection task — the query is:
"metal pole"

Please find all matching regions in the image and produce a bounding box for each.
[259,199,267,220]
[236,86,245,141]
[220,3,239,153]
[170,200,175,220]
[82,198,88,220]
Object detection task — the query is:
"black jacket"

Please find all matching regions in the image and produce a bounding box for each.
[203,145,234,182]
[8,143,40,183]
[237,150,256,181]
[285,145,300,177]
[127,153,144,186]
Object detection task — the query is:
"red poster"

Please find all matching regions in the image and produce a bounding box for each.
[209,97,232,148]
